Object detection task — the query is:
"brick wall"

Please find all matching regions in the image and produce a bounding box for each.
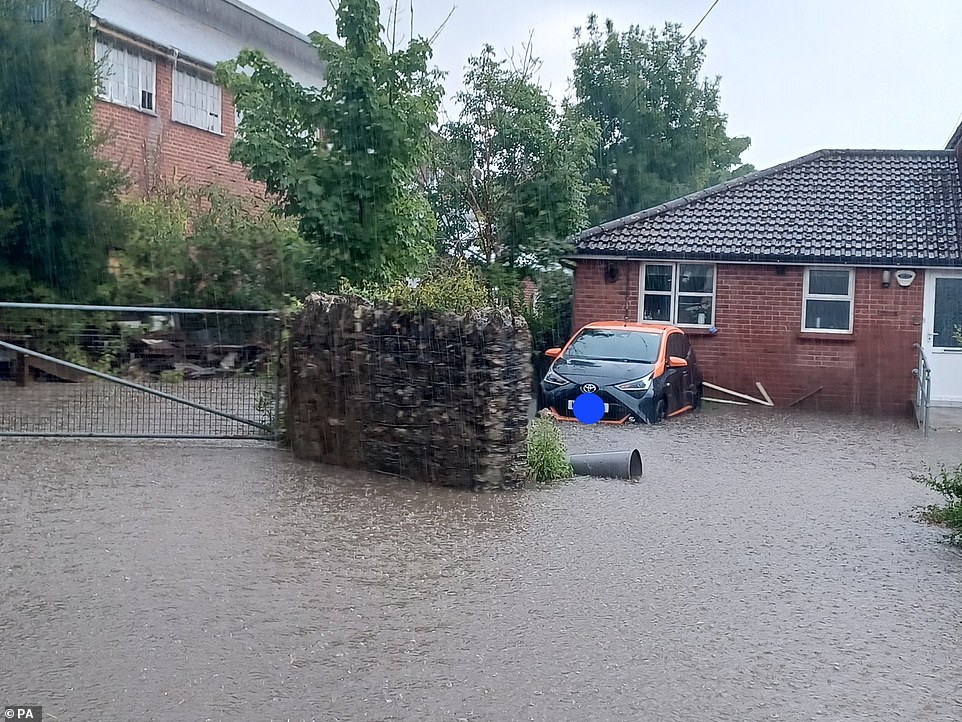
[572,260,640,330]
[573,260,923,416]
[94,55,263,198]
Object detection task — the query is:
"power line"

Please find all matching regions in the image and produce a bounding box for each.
[602,0,724,136]
[684,0,722,49]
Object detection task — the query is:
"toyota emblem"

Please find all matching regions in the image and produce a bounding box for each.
[581,383,598,394]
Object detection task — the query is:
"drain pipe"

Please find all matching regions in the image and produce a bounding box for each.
[568,449,643,480]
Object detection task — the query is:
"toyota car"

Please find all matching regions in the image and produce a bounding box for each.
[540,321,703,424]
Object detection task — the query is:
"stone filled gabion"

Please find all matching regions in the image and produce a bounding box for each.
[287,293,532,491]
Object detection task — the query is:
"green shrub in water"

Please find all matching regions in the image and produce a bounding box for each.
[912,462,962,546]
[526,411,574,484]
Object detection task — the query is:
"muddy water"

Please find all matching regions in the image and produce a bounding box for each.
[1,408,961,721]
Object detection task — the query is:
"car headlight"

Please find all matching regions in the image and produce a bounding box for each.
[616,373,653,392]
[543,368,569,386]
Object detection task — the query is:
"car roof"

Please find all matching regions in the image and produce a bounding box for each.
[580,321,678,333]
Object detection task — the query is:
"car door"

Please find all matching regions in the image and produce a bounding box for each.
[663,332,687,414]
[673,332,697,408]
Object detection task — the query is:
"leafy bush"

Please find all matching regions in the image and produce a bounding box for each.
[912,462,962,545]
[526,411,574,483]
[104,184,315,310]
[158,369,184,384]
[339,257,497,313]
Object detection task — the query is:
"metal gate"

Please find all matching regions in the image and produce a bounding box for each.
[0,302,283,440]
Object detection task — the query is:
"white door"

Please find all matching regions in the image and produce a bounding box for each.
[922,270,962,404]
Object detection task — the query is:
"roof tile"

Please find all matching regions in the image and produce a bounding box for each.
[572,150,962,265]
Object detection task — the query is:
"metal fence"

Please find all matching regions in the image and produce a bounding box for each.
[913,343,931,436]
[0,302,282,439]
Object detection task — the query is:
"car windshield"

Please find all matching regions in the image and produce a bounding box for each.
[565,329,661,363]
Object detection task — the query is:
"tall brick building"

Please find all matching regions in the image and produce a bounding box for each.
[87,0,325,196]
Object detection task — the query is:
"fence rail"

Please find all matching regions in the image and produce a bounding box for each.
[0,302,283,439]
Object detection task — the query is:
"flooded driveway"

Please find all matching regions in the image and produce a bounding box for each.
[2,408,960,721]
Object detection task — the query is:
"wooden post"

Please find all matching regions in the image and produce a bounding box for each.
[15,351,28,386]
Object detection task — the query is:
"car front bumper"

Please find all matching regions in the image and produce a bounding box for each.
[540,382,659,424]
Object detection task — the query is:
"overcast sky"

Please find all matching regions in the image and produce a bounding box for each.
[243,0,962,171]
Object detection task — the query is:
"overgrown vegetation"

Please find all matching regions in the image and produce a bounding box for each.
[338,257,498,313]
[526,411,574,483]
[106,185,315,309]
[912,463,962,546]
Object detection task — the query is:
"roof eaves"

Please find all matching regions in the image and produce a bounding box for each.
[220,0,314,46]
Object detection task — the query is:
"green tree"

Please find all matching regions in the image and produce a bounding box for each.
[426,45,598,295]
[216,0,443,289]
[572,15,752,224]
[0,0,126,301]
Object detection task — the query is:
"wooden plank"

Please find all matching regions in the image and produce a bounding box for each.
[755,382,774,406]
[23,355,89,383]
[703,397,748,406]
[789,386,823,406]
[703,381,773,406]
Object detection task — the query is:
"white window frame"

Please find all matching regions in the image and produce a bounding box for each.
[95,39,156,113]
[802,266,855,334]
[172,66,222,134]
[639,262,717,327]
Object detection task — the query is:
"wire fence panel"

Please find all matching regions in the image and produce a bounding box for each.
[0,303,282,439]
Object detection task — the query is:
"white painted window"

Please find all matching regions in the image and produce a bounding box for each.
[640,263,716,326]
[802,267,854,333]
[172,67,222,134]
[95,39,155,112]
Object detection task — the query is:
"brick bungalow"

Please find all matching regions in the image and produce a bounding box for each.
[86,0,325,196]
[567,124,962,417]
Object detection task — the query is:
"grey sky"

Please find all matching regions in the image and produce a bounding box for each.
[244,0,962,171]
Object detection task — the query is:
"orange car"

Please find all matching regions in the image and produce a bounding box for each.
[540,321,703,424]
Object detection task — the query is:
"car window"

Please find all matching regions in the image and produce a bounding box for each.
[565,329,661,363]
[667,333,690,359]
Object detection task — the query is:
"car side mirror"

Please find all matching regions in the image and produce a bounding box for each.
[545,347,562,359]
[668,355,688,368]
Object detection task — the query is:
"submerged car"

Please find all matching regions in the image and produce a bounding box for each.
[540,321,703,424]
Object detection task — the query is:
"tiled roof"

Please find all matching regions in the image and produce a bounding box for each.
[573,149,962,266]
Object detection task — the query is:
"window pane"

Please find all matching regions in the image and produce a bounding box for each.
[805,300,851,330]
[679,265,714,293]
[808,269,850,296]
[642,295,671,321]
[677,295,713,325]
[933,277,962,349]
[566,329,662,363]
[644,265,672,292]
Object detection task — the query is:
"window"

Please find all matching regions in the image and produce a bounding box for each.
[802,267,854,332]
[173,68,222,133]
[641,263,716,326]
[566,329,662,363]
[95,39,155,112]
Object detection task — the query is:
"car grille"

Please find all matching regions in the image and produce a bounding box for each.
[550,388,633,422]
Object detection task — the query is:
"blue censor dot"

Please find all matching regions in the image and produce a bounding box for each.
[572,393,605,425]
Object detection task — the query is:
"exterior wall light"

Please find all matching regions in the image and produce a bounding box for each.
[881,269,892,288]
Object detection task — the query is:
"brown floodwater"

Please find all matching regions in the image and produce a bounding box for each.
[1,406,961,721]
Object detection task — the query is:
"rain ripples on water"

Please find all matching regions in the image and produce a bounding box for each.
[1,407,961,721]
